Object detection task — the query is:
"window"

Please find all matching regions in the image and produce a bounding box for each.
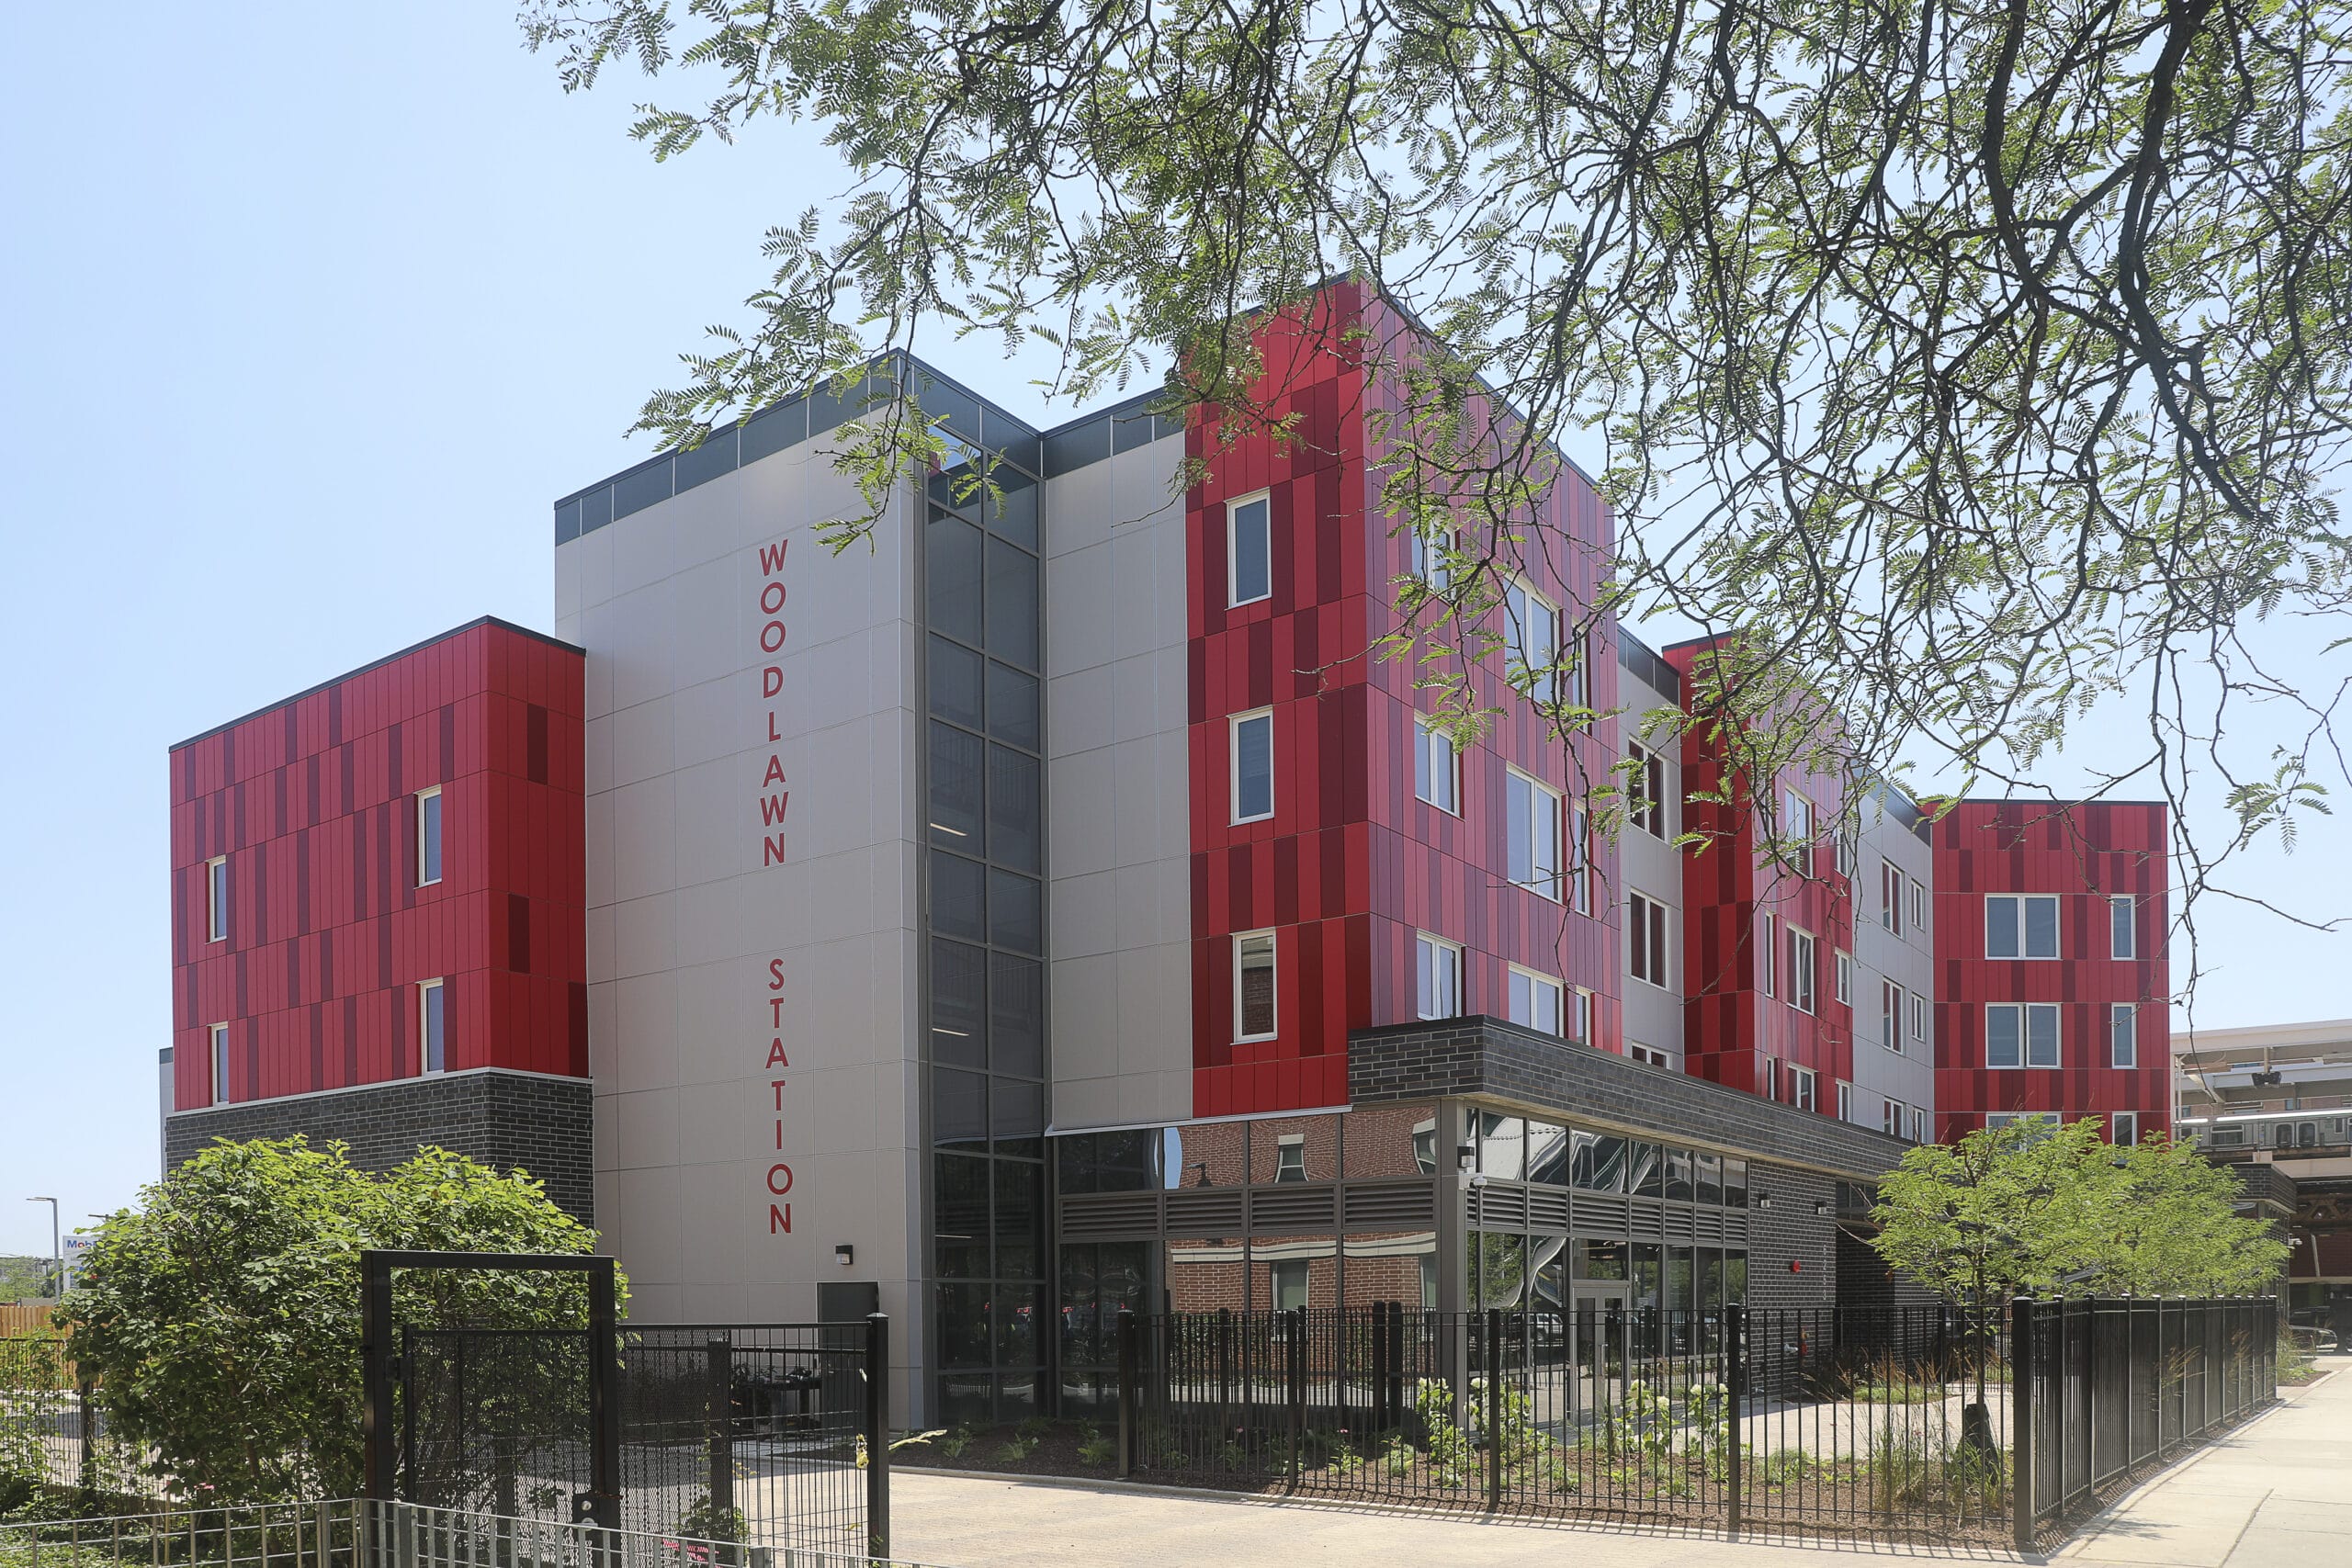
[1629,893,1670,987]
[1781,788,1813,845]
[419,978,447,1074]
[1761,1056,1782,1102]
[209,1022,230,1104]
[1235,932,1277,1041]
[1881,979,1903,1053]
[1506,770,1563,899]
[1756,911,1776,997]
[1985,1001,2061,1068]
[1910,991,1930,1044]
[207,856,229,942]
[1985,894,2060,959]
[1413,718,1459,814]
[415,786,443,887]
[1792,1067,1818,1112]
[1508,966,1566,1036]
[1272,1258,1309,1311]
[1416,934,1462,1021]
[1628,743,1667,838]
[1881,861,1905,934]
[1883,1097,1907,1137]
[1628,1042,1669,1067]
[1230,710,1274,823]
[1563,624,1592,709]
[1410,526,1451,592]
[1787,926,1816,1013]
[1568,807,1592,914]
[1985,1111,2057,1134]
[1274,1134,1307,1183]
[1914,1107,1930,1145]
[1504,582,1560,702]
[1571,988,1593,1045]
[1227,492,1272,606]
[1837,1080,1854,1122]
[1909,878,1928,934]
[2109,1003,2137,1068]
[2111,1111,2140,1147]
[1834,950,1854,1006]
[2110,896,2136,959]
[1836,833,1858,877]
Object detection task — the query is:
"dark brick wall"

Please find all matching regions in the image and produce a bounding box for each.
[164,1070,592,1224]
[1835,1227,1941,1312]
[1745,1163,1837,1308]
[1350,1017,1914,1181]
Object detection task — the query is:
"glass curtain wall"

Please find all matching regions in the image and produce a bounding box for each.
[924,416,1049,1423]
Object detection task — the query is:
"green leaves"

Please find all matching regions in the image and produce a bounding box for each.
[55,1138,612,1506]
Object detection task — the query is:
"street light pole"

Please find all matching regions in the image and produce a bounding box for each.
[27,1198,59,1299]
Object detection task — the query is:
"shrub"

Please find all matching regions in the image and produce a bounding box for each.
[1076,1425,1116,1468]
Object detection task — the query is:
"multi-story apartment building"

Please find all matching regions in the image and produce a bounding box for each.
[158,281,2170,1423]
[2175,1017,2352,1332]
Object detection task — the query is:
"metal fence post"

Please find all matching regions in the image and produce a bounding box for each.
[1484,1309,1504,1512]
[1725,1303,1746,1534]
[1370,1301,1390,1439]
[361,1251,397,1503]
[705,1337,735,1531]
[1116,1310,1137,1478]
[1285,1308,1305,1488]
[588,1260,621,1530]
[865,1313,891,1559]
[74,1377,95,1503]
[2012,1296,2035,1554]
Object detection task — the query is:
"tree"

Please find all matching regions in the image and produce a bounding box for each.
[0,1257,51,1304]
[2094,1132,2288,1298]
[518,0,2348,947]
[56,1138,616,1505]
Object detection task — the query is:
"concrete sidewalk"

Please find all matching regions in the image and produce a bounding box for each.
[2055,1355,2351,1568]
[890,1359,2348,1568]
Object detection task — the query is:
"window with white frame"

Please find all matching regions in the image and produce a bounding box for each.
[1986,1111,2058,1136]
[1908,878,1927,934]
[1835,950,1854,1006]
[1787,925,1816,1013]
[1272,1258,1309,1309]
[1882,979,1903,1053]
[1410,526,1452,592]
[210,1022,231,1104]
[207,855,229,943]
[1913,1106,1930,1144]
[1883,1097,1906,1137]
[1985,894,2060,959]
[1569,806,1592,914]
[1628,891,1671,987]
[1986,1001,2060,1068]
[1227,492,1272,606]
[1756,910,1776,997]
[1275,1133,1308,1182]
[2109,895,2136,959]
[416,786,444,887]
[1762,1056,1782,1102]
[1781,788,1814,845]
[2110,1111,2140,1147]
[1792,1066,1818,1112]
[2109,1002,2137,1068]
[1508,965,1566,1036]
[1881,861,1905,934]
[1571,987,1593,1045]
[1910,991,1930,1044]
[419,978,447,1074]
[1628,1042,1669,1067]
[1563,623,1591,709]
[1504,581,1560,702]
[1835,833,1857,877]
[1414,718,1459,815]
[1628,743,1666,838]
[1838,1080,1854,1122]
[1235,931,1277,1040]
[1230,710,1274,823]
[1506,769,1563,899]
[1415,933,1462,1021]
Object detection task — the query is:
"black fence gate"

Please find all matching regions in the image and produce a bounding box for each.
[358,1251,889,1558]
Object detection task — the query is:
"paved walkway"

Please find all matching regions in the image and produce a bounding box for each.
[890,1358,2349,1568]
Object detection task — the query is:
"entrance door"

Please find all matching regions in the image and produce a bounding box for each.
[1571,1287,1629,1425]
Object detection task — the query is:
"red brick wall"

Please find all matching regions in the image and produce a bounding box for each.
[169,619,586,1108]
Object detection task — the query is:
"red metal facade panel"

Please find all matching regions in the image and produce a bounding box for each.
[1660,642,1855,1112]
[168,621,587,1110]
[1186,287,1623,1115]
[1929,800,2171,1140]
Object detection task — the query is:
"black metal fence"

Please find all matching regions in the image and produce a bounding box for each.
[1115,1299,2274,1539]
[2014,1295,2276,1547]
[389,1322,884,1559]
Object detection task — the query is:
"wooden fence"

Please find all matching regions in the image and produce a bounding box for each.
[0,1303,56,1336]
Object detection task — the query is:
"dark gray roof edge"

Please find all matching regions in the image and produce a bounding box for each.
[168,615,583,754]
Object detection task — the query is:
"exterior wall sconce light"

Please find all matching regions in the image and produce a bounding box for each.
[834,1244,854,1268]
[1814,1199,1831,1217]
[1456,1143,1477,1174]
[1755,1191,1775,1210]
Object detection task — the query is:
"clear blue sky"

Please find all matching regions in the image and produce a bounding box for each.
[0,2,2343,1255]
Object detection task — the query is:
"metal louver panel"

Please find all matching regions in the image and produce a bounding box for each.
[1163,1189,1246,1236]
[1057,1193,1161,1240]
[1342,1183,1437,1228]
[1528,1190,1572,1232]
[1249,1186,1338,1234]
